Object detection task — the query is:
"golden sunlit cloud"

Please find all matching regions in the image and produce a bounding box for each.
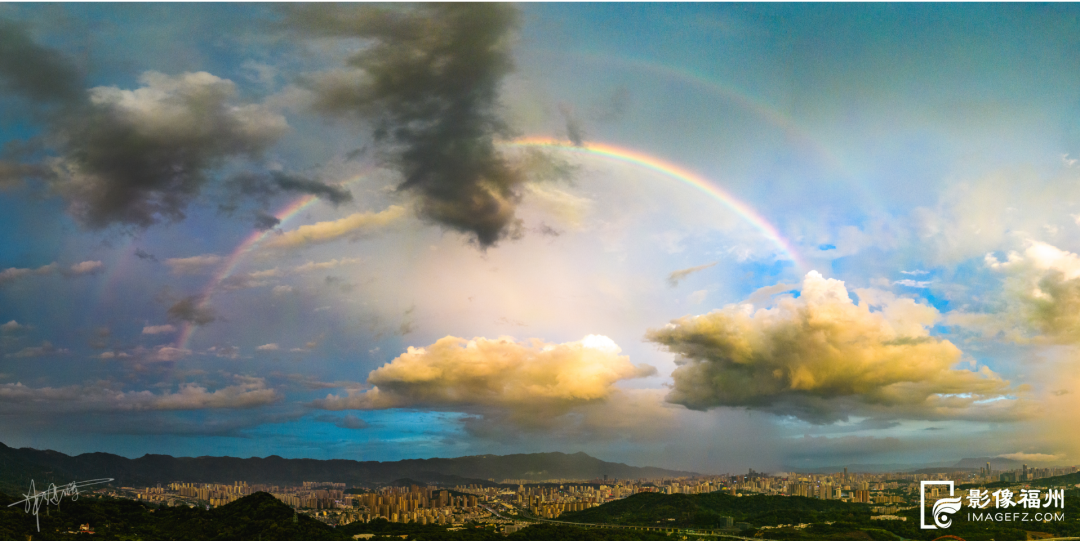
[313,334,658,431]
[647,271,1026,423]
[263,205,406,250]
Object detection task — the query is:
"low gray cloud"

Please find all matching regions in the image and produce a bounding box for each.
[7,340,67,358]
[559,104,586,147]
[166,295,216,326]
[253,210,281,231]
[134,248,157,262]
[0,262,56,286]
[667,262,717,287]
[0,18,84,104]
[289,4,529,248]
[231,170,353,206]
[164,254,223,275]
[0,376,280,414]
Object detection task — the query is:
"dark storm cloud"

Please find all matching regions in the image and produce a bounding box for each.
[0,21,289,229]
[0,18,84,104]
[45,71,288,229]
[166,295,216,326]
[271,173,352,204]
[253,210,281,231]
[289,4,527,248]
[134,248,158,262]
[231,171,353,206]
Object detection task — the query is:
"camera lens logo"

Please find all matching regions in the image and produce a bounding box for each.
[921,480,962,529]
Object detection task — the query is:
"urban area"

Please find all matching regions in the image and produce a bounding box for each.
[76,463,1079,533]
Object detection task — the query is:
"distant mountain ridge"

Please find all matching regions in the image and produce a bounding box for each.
[790,456,1035,474]
[0,441,695,490]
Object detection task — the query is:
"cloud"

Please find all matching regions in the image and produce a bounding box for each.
[667,262,717,287]
[0,161,46,190]
[149,346,191,362]
[559,103,586,146]
[253,210,281,231]
[522,184,592,231]
[646,271,1024,424]
[216,259,359,292]
[1,320,28,333]
[218,269,280,292]
[141,324,176,335]
[312,334,657,430]
[0,19,84,104]
[256,343,279,351]
[206,345,241,360]
[263,205,405,250]
[42,71,287,228]
[894,279,931,288]
[997,452,1062,463]
[230,170,353,209]
[978,241,1080,343]
[7,341,67,358]
[290,4,529,248]
[166,295,216,326]
[165,254,223,275]
[66,260,103,276]
[292,258,360,273]
[0,262,56,286]
[688,290,708,305]
[134,248,158,261]
[0,376,279,413]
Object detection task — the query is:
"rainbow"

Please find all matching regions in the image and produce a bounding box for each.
[177,138,806,350]
[175,189,346,349]
[511,137,807,271]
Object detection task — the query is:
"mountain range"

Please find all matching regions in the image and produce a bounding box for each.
[0,441,695,491]
[790,456,1032,474]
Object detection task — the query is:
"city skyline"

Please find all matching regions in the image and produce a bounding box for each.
[1,3,1079,473]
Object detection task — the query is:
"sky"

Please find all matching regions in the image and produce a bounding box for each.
[1,3,1080,474]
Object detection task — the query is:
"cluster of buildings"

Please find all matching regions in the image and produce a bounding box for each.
[76,462,1078,531]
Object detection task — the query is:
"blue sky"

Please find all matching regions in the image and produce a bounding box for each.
[1,3,1079,473]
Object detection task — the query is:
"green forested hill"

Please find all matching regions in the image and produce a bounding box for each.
[559,492,873,528]
[0,491,338,541]
[1033,471,1080,488]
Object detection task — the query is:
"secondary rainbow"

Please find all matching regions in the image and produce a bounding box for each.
[511,137,807,272]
